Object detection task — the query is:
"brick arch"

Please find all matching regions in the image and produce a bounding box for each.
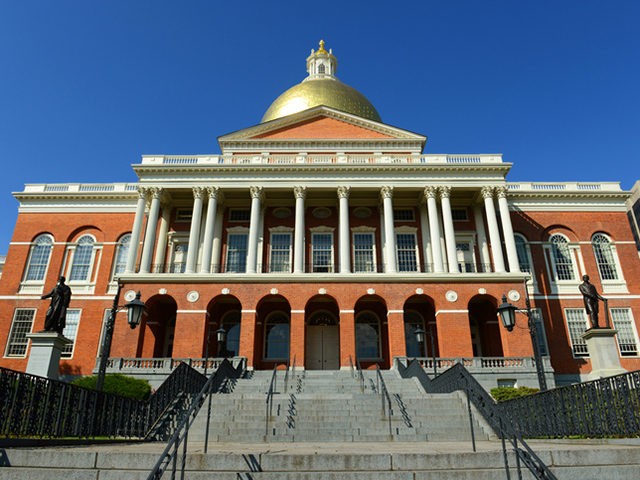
[403,295,437,358]
[205,294,242,357]
[255,294,291,369]
[543,225,579,242]
[354,294,389,368]
[137,294,177,358]
[304,294,339,324]
[66,225,104,243]
[467,294,503,357]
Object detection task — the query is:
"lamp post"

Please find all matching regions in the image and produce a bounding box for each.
[216,326,227,358]
[496,283,547,391]
[96,282,146,392]
[414,325,437,376]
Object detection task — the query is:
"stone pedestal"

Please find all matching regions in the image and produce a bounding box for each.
[25,332,72,380]
[581,328,627,380]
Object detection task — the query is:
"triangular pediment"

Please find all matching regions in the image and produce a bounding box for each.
[218,106,426,151]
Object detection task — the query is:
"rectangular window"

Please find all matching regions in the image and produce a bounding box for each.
[611,308,639,356]
[353,232,375,273]
[229,209,250,222]
[393,209,415,222]
[530,308,549,356]
[226,233,248,273]
[565,309,589,357]
[270,233,291,273]
[5,308,36,357]
[312,233,333,272]
[96,309,111,358]
[451,208,468,221]
[61,309,81,358]
[396,233,418,272]
[175,208,192,222]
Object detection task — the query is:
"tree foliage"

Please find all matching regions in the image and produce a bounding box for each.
[71,374,151,400]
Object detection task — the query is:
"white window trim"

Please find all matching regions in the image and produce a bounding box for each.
[544,234,581,294]
[4,308,36,358]
[61,308,82,359]
[310,227,335,273]
[454,231,477,273]
[352,227,377,274]
[514,233,538,293]
[19,234,55,295]
[395,226,420,273]
[168,233,189,274]
[64,235,101,294]
[610,307,640,357]
[225,228,249,273]
[564,308,590,358]
[110,233,132,284]
[591,234,628,294]
[268,227,293,274]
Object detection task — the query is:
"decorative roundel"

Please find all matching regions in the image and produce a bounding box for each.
[318,288,327,295]
[221,288,230,295]
[187,291,200,303]
[353,207,372,219]
[124,290,137,302]
[367,288,376,295]
[158,288,168,295]
[508,290,521,302]
[270,288,279,295]
[415,288,424,295]
[273,207,292,219]
[478,288,487,295]
[445,290,458,302]
[312,207,331,219]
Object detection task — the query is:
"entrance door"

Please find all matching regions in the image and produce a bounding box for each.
[306,325,340,370]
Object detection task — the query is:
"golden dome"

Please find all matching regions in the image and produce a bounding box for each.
[261,41,382,123]
[261,79,382,123]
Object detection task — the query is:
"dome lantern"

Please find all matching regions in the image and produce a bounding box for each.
[305,40,338,80]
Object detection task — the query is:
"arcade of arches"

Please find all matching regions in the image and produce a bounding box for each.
[132,292,526,370]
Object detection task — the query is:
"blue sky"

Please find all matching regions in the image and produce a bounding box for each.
[0,1,638,252]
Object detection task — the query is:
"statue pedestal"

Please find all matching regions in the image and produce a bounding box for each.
[581,328,627,380]
[25,332,72,380]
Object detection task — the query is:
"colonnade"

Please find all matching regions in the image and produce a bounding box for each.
[124,185,520,275]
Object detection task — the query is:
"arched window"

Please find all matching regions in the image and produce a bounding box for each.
[404,310,424,357]
[514,234,533,274]
[318,63,326,74]
[112,234,131,279]
[69,235,95,282]
[24,234,53,282]
[356,311,381,359]
[222,311,241,357]
[264,312,289,360]
[549,234,575,280]
[592,233,619,280]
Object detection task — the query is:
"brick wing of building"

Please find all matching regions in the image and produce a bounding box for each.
[2,41,639,388]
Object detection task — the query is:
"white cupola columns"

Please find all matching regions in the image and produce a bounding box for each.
[139,187,163,274]
[125,187,148,274]
[199,187,221,274]
[338,186,351,273]
[424,187,445,273]
[246,186,264,274]
[381,186,397,273]
[496,186,521,273]
[481,186,506,273]
[293,186,307,274]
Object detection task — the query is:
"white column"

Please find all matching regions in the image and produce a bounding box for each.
[496,186,521,273]
[473,204,491,272]
[246,186,263,274]
[440,186,459,273]
[481,186,506,273]
[419,202,433,272]
[424,187,444,273]
[153,202,172,271]
[381,186,396,273]
[125,187,148,273]
[140,187,163,273]
[200,187,220,273]
[211,209,224,273]
[293,186,306,274]
[338,186,351,273]
[185,187,204,274]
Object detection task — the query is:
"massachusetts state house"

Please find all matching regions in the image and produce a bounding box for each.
[2,42,639,387]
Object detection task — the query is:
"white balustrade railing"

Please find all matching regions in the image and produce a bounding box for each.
[104,356,247,373]
[395,356,553,371]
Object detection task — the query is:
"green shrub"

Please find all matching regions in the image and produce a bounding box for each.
[491,386,539,403]
[72,374,151,400]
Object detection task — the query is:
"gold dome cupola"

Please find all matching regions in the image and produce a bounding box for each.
[261,41,382,123]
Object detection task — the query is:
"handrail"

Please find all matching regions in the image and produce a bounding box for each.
[147,359,244,480]
[283,356,294,393]
[397,359,556,480]
[375,365,394,437]
[355,358,365,393]
[264,365,278,436]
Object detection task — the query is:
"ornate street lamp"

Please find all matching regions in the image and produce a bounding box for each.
[96,282,146,392]
[496,285,547,391]
[414,325,437,376]
[216,326,227,358]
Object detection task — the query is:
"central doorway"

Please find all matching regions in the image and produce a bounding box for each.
[305,311,340,370]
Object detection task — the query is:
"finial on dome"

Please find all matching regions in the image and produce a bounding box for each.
[317,39,327,54]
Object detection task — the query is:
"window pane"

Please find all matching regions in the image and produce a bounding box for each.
[356,314,380,359]
[396,233,417,272]
[226,234,248,273]
[312,233,333,272]
[515,236,532,274]
[592,234,619,281]
[61,309,81,358]
[550,235,575,280]
[353,232,375,273]
[265,315,289,359]
[25,235,53,281]
[611,308,638,356]
[69,236,94,282]
[113,234,130,277]
[270,233,291,273]
[5,309,35,356]
[404,311,424,357]
[531,308,549,356]
[565,309,588,356]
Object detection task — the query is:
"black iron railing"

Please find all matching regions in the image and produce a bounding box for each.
[265,364,278,436]
[0,362,206,441]
[397,360,556,480]
[375,365,394,436]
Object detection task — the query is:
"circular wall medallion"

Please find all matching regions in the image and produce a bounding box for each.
[367,288,376,295]
[124,290,137,302]
[312,207,331,219]
[353,207,372,219]
[445,290,458,302]
[508,290,521,302]
[415,288,424,295]
[478,288,487,295]
[221,288,230,295]
[273,207,292,219]
[318,288,327,295]
[270,288,279,295]
[158,288,168,295]
[187,291,199,303]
